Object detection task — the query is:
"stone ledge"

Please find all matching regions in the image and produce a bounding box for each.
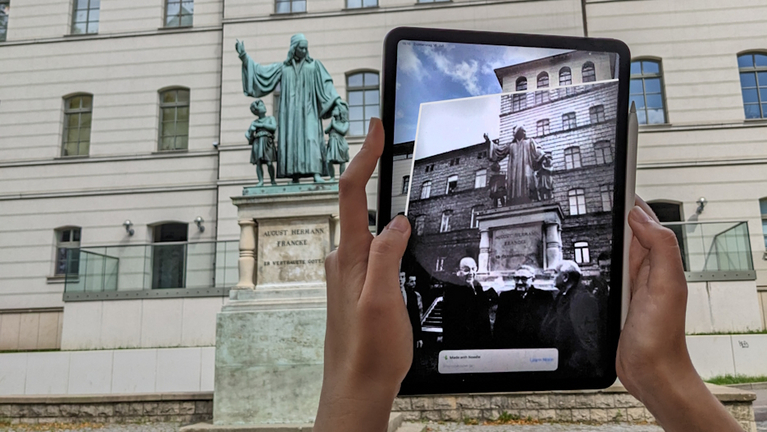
[177,413,403,432]
[729,382,767,391]
[0,392,214,404]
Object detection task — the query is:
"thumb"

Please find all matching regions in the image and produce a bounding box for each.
[627,206,685,276]
[362,215,411,300]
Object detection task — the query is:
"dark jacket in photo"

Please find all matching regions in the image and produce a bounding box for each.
[441,279,496,350]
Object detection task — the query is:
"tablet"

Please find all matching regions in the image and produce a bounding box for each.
[377,27,633,394]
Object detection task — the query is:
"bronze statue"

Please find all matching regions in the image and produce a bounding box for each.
[324,104,350,180]
[246,100,277,187]
[487,126,545,205]
[236,34,348,183]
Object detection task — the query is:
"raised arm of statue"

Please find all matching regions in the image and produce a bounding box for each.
[488,135,509,161]
[237,39,283,99]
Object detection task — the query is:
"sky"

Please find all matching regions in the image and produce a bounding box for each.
[394,40,569,145]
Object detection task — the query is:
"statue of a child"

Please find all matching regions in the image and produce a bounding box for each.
[324,104,350,180]
[537,150,553,200]
[246,100,277,187]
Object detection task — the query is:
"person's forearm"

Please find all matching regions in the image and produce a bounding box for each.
[638,362,743,432]
[314,378,398,432]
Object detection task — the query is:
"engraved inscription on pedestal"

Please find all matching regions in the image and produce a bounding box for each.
[257,217,330,287]
[491,223,543,271]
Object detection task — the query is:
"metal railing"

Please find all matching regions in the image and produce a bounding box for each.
[661,221,755,281]
[63,240,239,295]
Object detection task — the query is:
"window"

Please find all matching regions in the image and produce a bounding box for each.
[415,215,425,236]
[152,223,188,289]
[601,184,614,212]
[71,0,99,34]
[536,119,550,136]
[474,169,487,188]
[512,77,527,111]
[449,158,460,166]
[535,72,550,104]
[165,0,193,27]
[564,146,582,170]
[477,151,487,159]
[62,94,92,157]
[568,188,586,215]
[420,181,431,199]
[159,88,190,151]
[446,175,458,195]
[559,67,572,86]
[435,256,445,272]
[275,0,306,13]
[424,164,434,173]
[738,53,767,119]
[589,105,605,124]
[440,211,452,233]
[0,1,9,42]
[574,241,590,264]
[594,140,613,164]
[55,227,81,276]
[347,0,376,8]
[582,62,596,83]
[347,72,379,136]
[470,206,484,229]
[562,112,576,130]
[760,199,767,249]
[630,59,667,124]
[401,175,410,195]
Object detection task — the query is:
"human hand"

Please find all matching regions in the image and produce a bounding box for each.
[235,39,246,57]
[618,197,742,432]
[314,118,413,432]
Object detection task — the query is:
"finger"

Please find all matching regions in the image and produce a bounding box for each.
[627,206,686,286]
[338,118,383,252]
[359,215,411,303]
[634,195,660,224]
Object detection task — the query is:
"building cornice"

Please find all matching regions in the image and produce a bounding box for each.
[638,119,767,133]
[222,0,545,25]
[0,183,217,201]
[637,157,767,170]
[0,26,222,48]
[0,150,218,169]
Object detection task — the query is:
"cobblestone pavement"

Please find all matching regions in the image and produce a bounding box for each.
[0,423,180,432]
[423,423,663,432]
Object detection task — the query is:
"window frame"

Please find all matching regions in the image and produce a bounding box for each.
[474,169,487,189]
[401,175,410,195]
[415,215,425,236]
[574,241,590,264]
[559,67,572,86]
[536,118,550,136]
[70,0,99,35]
[562,112,576,130]
[62,93,93,157]
[582,61,596,83]
[158,87,191,152]
[760,198,767,250]
[564,146,582,170]
[589,105,605,124]
[420,181,431,199]
[737,52,767,119]
[0,1,9,43]
[568,188,587,215]
[346,0,377,9]
[55,227,81,276]
[275,0,307,14]
[446,175,458,195]
[470,206,484,229]
[601,184,614,212]
[346,70,379,136]
[630,58,668,125]
[512,77,528,111]
[164,0,194,28]
[594,140,613,165]
[440,210,452,233]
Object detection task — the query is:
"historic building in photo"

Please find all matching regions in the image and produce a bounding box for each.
[1,0,767,395]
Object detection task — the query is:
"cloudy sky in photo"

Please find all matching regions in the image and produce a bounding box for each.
[394,40,569,145]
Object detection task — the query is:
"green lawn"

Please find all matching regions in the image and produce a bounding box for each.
[705,374,767,385]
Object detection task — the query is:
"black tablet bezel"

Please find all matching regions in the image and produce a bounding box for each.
[377,26,631,395]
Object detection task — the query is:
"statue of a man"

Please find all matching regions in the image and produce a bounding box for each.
[487,126,545,206]
[236,34,347,183]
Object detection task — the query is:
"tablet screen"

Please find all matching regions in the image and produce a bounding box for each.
[389,37,624,391]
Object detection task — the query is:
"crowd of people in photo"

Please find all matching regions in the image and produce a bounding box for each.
[400,252,612,375]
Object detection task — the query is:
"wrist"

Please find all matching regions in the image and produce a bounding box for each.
[315,374,398,432]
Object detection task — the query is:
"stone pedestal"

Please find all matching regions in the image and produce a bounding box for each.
[476,203,564,274]
[213,184,339,426]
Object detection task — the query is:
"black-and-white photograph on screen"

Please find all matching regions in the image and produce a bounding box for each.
[396,46,619,383]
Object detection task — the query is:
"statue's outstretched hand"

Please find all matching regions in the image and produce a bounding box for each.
[235,39,246,58]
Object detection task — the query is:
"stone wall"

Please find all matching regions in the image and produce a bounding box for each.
[0,394,212,425]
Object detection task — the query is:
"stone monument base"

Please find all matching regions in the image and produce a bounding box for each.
[181,413,406,432]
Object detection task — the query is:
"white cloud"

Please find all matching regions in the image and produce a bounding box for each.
[423,46,482,96]
[398,42,428,81]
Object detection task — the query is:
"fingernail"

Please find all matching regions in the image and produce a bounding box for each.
[629,206,651,223]
[386,215,409,233]
[397,211,405,216]
[369,118,380,133]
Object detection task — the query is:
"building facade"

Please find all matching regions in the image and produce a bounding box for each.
[0,0,766,370]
